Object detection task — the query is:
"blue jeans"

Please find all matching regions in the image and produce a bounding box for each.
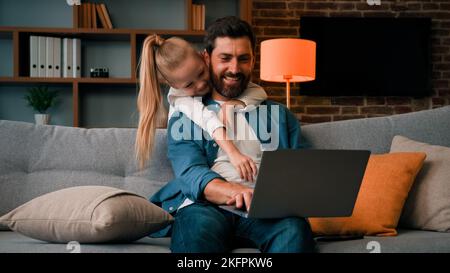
[170,203,316,253]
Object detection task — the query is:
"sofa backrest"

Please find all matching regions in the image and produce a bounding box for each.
[0,121,174,218]
[302,106,450,153]
[1,106,449,219]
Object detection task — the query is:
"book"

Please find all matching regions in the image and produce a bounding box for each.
[53,37,61,78]
[63,38,73,78]
[30,36,38,77]
[72,38,81,78]
[38,36,46,77]
[200,4,205,30]
[100,3,113,29]
[92,2,97,28]
[76,4,82,28]
[96,3,108,29]
[87,3,91,28]
[83,3,88,28]
[192,4,199,30]
[192,4,205,31]
[45,37,54,77]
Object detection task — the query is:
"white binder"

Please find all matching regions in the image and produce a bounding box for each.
[72,38,81,78]
[63,38,73,78]
[45,37,54,77]
[30,36,38,77]
[38,36,46,77]
[53,37,61,78]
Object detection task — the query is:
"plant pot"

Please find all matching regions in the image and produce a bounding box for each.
[35,114,50,125]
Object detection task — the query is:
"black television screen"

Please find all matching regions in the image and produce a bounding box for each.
[299,17,432,97]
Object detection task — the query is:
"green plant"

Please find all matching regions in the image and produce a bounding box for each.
[24,86,59,114]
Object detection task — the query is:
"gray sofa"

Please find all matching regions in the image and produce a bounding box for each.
[1,105,449,253]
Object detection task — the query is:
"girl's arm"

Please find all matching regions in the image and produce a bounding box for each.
[169,89,257,182]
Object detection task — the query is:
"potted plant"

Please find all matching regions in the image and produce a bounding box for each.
[24,85,59,125]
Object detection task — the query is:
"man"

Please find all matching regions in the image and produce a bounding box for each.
[151,16,315,253]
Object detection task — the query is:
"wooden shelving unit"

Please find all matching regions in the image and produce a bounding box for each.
[0,0,252,128]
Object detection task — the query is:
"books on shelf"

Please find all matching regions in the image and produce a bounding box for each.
[30,36,81,78]
[192,4,205,31]
[77,2,113,29]
[30,36,38,77]
[62,38,72,78]
[72,38,81,78]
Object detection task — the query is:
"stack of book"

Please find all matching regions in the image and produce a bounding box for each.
[30,36,81,78]
[192,4,205,31]
[76,2,113,29]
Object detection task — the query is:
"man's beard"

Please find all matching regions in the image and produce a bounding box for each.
[210,66,250,99]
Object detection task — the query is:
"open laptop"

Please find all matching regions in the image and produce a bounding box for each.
[219,149,370,219]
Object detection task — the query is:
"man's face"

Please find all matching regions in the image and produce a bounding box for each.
[206,37,254,99]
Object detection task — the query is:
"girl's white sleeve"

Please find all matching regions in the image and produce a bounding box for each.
[237,82,268,106]
[170,94,224,137]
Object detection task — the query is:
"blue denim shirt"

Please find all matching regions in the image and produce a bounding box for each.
[149,98,307,237]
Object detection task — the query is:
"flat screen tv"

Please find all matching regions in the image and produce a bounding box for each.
[299,17,432,97]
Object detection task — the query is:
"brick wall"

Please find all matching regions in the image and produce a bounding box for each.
[251,0,450,123]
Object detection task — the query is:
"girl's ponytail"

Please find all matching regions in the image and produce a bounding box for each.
[135,34,167,170]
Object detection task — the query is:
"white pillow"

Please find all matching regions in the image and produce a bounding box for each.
[391,135,450,232]
[0,186,173,243]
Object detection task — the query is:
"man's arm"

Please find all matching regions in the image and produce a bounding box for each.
[168,111,254,209]
[167,111,223,202]
[204,178,254,211]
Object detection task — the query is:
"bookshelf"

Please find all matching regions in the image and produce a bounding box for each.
[0,0,253,128]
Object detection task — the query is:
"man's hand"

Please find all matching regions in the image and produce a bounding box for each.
[204,179,254,211]
[225,183,254,211]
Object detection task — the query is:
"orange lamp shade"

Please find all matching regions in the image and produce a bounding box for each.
[260,38,316,82]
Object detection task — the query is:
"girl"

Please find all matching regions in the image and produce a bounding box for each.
[135,34,267,182]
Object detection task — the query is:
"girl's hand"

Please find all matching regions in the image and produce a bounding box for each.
[228,150,258,182]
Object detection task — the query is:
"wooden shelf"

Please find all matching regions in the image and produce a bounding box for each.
[0,77,137,84]
[1,0,253,128]
[0,26,205,36]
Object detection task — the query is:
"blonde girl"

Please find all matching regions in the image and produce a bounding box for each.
[135,34,267,181]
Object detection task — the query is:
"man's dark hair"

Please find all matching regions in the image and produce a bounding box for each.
[204,16,256,55]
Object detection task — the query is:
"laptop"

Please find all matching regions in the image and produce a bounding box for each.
[219,149,370,219]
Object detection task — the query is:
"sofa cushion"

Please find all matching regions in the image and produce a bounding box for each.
[309,152,426,236]
[2,229,449,253]
[0,186,173,243]
[390,135,450,232]
[316,229,450,253]
[0,231,173,253]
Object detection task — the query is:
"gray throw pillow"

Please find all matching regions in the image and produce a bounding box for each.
[390,135,450,232]
[0,186,173,243]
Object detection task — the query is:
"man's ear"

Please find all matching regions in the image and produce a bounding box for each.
[202,49,210,66]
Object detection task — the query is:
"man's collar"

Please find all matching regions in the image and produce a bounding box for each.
[203,93,221,106]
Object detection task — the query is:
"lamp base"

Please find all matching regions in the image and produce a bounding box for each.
[285,76,291,109]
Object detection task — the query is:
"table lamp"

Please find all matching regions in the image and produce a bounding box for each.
[260,38,316,109]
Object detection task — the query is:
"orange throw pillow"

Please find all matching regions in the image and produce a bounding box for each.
[309,152,426,237]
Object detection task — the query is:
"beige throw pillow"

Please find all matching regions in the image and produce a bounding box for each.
[390,135,450,232]
[0,186,173,243]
